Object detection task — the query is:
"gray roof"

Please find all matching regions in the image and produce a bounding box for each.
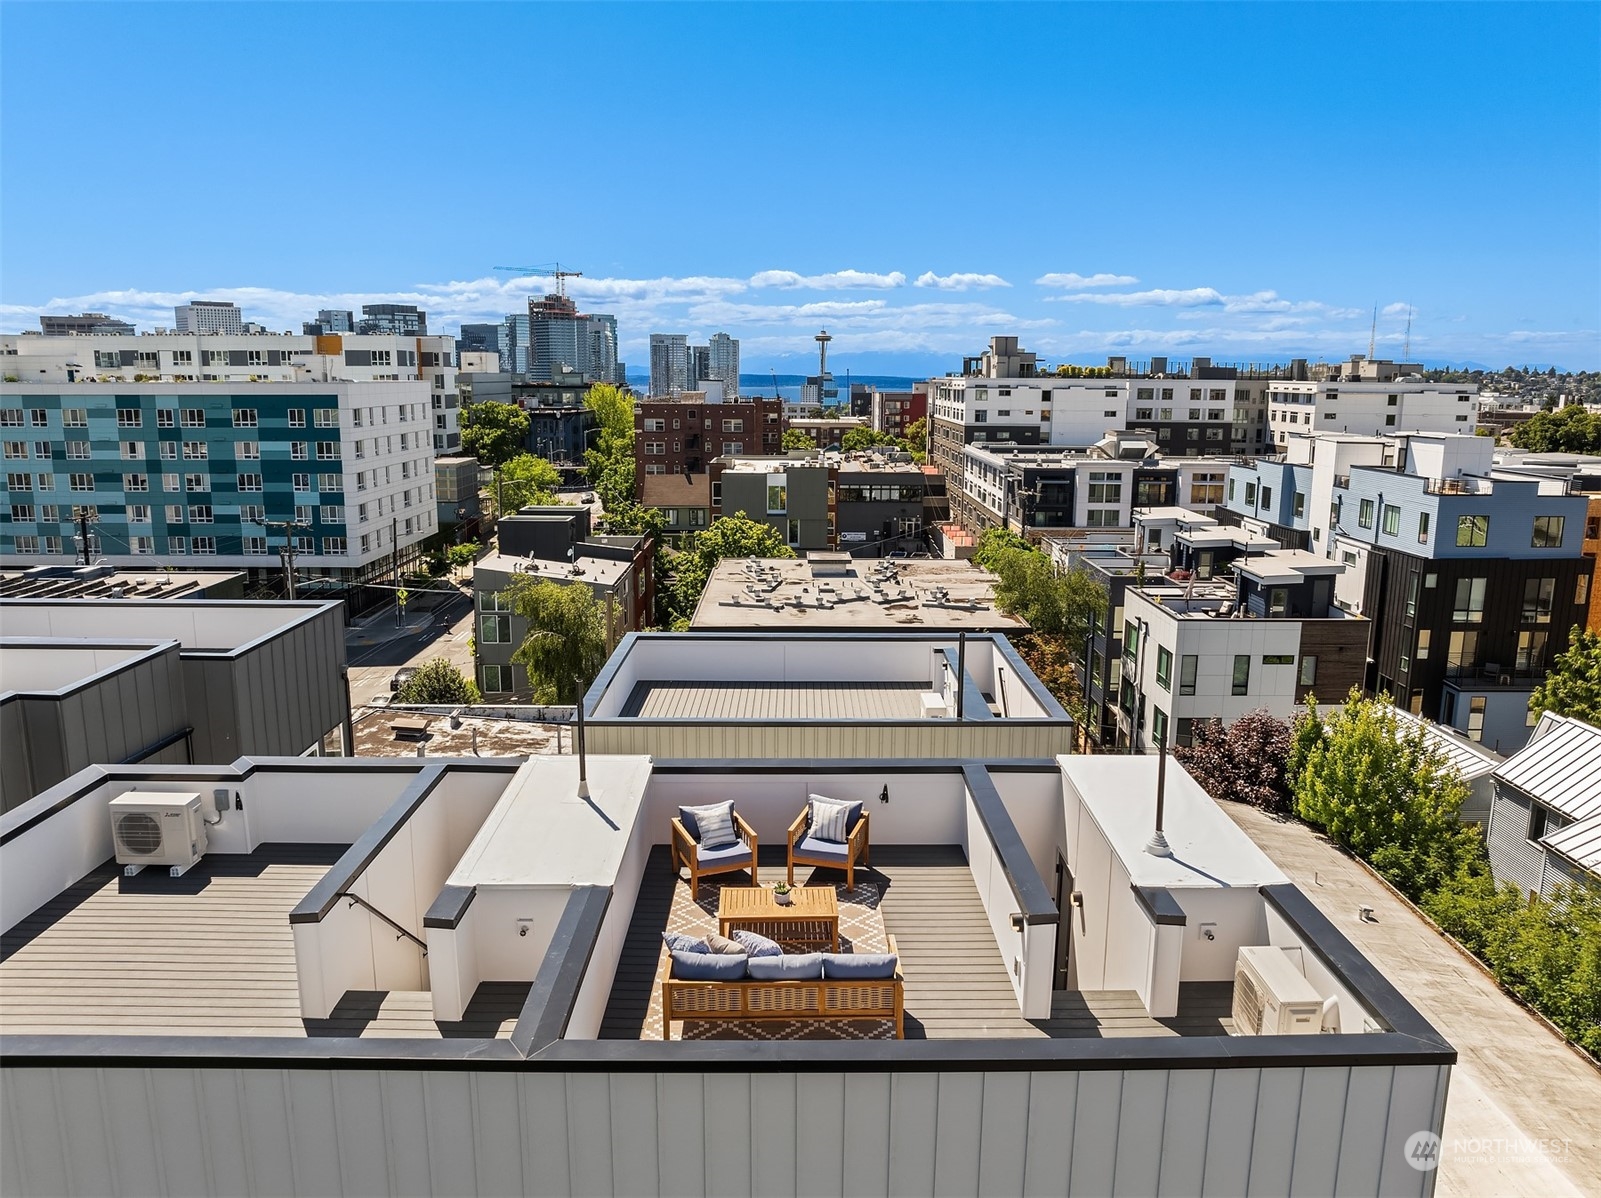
[1494,712,1601,820]
[1540,813,1601,878]
[1393,710,1502,780]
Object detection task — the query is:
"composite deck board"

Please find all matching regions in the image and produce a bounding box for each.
[0,845,525,1039]
[600,844,1234,1040]
[622,680,929,721]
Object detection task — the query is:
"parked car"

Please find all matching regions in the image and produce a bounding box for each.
[390,666,418,693]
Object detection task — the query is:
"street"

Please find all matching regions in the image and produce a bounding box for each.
[345,586,475,706]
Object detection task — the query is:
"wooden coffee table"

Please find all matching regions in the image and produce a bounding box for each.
[717,886,840,951]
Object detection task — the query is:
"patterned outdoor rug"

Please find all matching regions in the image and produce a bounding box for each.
[644,875,894,1041]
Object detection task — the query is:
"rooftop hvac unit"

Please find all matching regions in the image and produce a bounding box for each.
[1231,945,1328,1036]
[109,793,208,877]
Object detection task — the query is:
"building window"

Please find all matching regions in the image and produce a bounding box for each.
[182,441,208,460]
[288,409,306,428]
[1293,492,1305,518]
[1179,654,1197,695]
[1299,656,1318,686]
[293,473,311,491]
[1156,647,1172,690]
[1151,707,1168,747]
[233,409,258,427]
[767,483,787,513]
[1531,515,1565,548]
[1232,655,1250,696]
[1456,514,1489,547]
[123,474,148,492]
[1521,577,1555,624]
[1087,472,1121,503]
[117,409,141,428]
[1418,511,1431,543]
[482,664,508,694]
[191,536,216,554]
[1263,654,1294,665]
[1381,504,1400,535]
[1452,577,1487,623]
[1579,574,1590,606]
[314,409,338,428]
[1517,629,1549,672]
[1124,621,1139,664]
[68,473,94,491]
[316,441,341,460]
[1528,802,1570,843]
[1358,498,1375,529]
[61,409,88,428]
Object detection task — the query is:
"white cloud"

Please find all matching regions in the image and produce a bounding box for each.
[1035,272,1140,289]
[1382,301,1413,317]
[913,271,1011,291]
[748,269,906,290]
[1048,287,1225,308]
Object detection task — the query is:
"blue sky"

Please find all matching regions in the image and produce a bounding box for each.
[2,2,1597,372]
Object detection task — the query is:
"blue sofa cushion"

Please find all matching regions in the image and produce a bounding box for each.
[731,929,782,957]
[806,795,863,843]
[746,952,824,981]
[794,834,851,863]
[694,841,752,868]
[822,952,899,980]
[682,801,738,849]
[662,931,711,955]
[669,949,749,981]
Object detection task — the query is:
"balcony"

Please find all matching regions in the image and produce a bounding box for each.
[1422,476,1493,496]
[1444,663,1547,689]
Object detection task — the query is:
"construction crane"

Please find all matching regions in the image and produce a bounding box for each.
[492,262,583,297]
[770,369,781,399]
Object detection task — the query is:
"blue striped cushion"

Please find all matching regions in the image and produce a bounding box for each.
[689,800,738,849]
[807,796,854,844]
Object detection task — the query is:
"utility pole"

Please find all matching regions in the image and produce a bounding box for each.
[76,507,94,566]
[392,516,401,626]
[262,519,309,599]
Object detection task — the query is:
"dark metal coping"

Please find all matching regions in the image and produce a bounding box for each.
[119,725,194,766]
[961,764,1057,925]
[1,756,518,848]
[1132,884,1187,926]
[509,886,612,1056]
[423,884,476,930]
[0,638,177,700]
[290,767,448,925]
[650,758,1062,775]
[940,647,995,720]
[581,630,1066,720]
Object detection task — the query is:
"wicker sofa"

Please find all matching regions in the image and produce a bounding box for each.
[660,935,904,1039]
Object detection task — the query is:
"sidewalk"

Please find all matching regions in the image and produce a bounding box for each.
[1222,803,1600,1198]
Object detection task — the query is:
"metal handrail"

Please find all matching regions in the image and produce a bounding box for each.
[339,891,427,955]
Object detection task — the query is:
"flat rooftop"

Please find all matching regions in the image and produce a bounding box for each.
[476,551,630,589]
[0,598,341,654]
[621,679,930,720]
[0,567,243,601]
[690,557,1022,631]
[352,708,564,757]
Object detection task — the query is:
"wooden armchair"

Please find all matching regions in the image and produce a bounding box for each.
[787,804,870,889]
[670,811,758,897]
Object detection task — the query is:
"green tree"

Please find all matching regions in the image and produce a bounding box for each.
[781,428,817,451]
[1507,405,1601,453]
[666,512,794,626]
[394,658,481,705]
[495,453,562,514]
[1528,628,1601,726]
[504,577,609,704]
[840,427,900,453]
[985,546,1106,642]
[971,526,1031,569]
[582,383,637,513]
[461,401,530,467]
[904,416,928,449]
[1292,690,1477,899]
[445,543,479,571]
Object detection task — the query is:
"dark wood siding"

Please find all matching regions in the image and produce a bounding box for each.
[1296,618,1370,704]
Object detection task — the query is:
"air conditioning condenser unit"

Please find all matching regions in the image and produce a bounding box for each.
[109,793,208,877]
[1231,945,1327,1036]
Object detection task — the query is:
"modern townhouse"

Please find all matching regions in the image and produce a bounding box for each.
[1483,712,1601,898]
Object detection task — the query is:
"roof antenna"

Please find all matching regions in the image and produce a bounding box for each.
[1144,742,1173,857]
[1368,303,1377,360]
[1403,305,1413,362]
[574,677,590,799]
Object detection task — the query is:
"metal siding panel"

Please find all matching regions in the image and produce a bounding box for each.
[465,1073,522,1198]
[1156,1069,1212,1198]
[1069,1070,1121,1196]
[887,1072,939,1197]
[565,1073,614,1197]
[1113,1070,1168,1197]
[379,1070,433,1198]
[332,1071,393,1197]
[796,1073,847,1198]
[148,1069,210,1197]
[519,1073,572,1198]
[609,1073,661,1197]
[702,1073,754,1197]
[1333,1066,1392,1197]
[0,1074,26,1198]
[978,1072,1031,1197]
[1201,1069,1258,1196]
[423,1072,478,1198]
[657,1073,708,1197]
[1247,1068,1304,1198]
[103,1068,167,1197]
[4,1068,69,1196]
[841,1072,893,1198]
[1377,1067,1442,1198]
[55,1069,116,1197]
[750,1072,799,1198]
[934,1072,985,1196]
[1022,1070,1076,1198]
[1289,1067,1351,1198]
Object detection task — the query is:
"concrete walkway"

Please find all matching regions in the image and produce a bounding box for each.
[1222,803,1601,1198]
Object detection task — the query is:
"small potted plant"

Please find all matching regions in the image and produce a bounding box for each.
[773,881,793,906]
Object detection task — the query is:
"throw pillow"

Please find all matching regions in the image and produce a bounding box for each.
[669,949,748,981]
[685,801,738,849]
[807,796,858,844]
[821,952,899,980]
[746,952,824,981]
[705,933,746,956]
[731,929,782,957]
[662,931,711,955]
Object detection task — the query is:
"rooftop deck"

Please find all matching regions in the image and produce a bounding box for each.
[619,680,930,721]
[0,845,525,1039]
[601,846,1233,1040]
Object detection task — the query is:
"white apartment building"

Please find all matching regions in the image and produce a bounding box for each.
[2,330,461,453]
[172,300,244,335]
[708,331,739,397]
[1266,379,1477,443]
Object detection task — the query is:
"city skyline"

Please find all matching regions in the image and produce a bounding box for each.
[1,3,1596,370]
